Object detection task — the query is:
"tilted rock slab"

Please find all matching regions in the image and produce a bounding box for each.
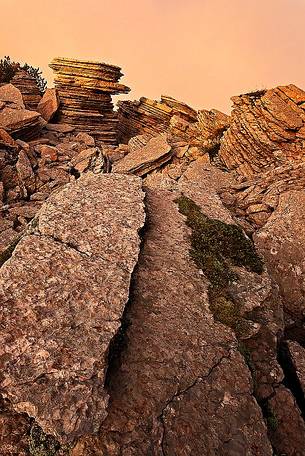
[219,85,305,176]
[0,173,145,444]
[113,133,172,176]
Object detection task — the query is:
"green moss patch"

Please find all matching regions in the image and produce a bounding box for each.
[176,195,263,336]
[28,424,61,456]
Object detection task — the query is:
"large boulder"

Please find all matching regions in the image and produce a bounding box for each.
[0,173,145,444]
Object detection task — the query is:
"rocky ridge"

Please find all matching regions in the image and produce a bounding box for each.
[0,58,305,455]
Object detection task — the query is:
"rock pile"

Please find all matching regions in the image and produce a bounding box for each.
[49,57,130,144]
[11,70,42,110]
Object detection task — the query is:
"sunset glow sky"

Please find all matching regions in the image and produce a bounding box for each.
[1,0,305,112]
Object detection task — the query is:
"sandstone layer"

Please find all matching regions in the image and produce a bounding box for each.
[219,85,305,176]
[49,57,130,145]
[11,69,42,110]
[117,95,198,143]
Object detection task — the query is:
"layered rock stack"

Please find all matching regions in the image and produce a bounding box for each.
[49,57,130,145]
[11,70,42,110]
[219,85,305,176]
[117,95,198,143]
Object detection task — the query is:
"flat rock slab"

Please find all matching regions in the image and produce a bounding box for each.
[113,134,172,176]
[0,173,145,444]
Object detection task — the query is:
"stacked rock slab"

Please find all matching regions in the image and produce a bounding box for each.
[117,95,198,143]
[11,70,42,111]
[49,57,130,145]
[219,85,305,177]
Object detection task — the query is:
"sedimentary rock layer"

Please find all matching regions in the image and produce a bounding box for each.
[11,70,42,111]
[0,173,145,444]
[49,57,130,145]
[117,95,198,143]
[0,84,43,140]
[219,85,305,176]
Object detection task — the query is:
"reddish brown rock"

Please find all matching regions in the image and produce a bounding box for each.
[254,190,305,323]
[37,88,59,121]
[16,149,36,193]
[219,85,305,176]
[36,144,59,162]
[286,341,305,396]
[70,147,103,173]
[267,386,305,456]
[72,185,272,455]
[0,399,30,456]
[49,57,130,145]
[113,134,172,176]
[0,84,44,140]
[219,161,305,230]
[0,128,17,147]
[0,83,24,107]
[11,70,42,110]
[0,173,145,444]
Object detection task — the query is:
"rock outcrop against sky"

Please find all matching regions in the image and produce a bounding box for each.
[1,57,305,455]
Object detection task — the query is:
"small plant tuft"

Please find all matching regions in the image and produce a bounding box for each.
[0,56,47,94]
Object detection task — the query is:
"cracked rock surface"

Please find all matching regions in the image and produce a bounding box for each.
[0,172,145,444]
[72,186,272,455]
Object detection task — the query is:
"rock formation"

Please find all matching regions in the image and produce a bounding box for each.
[117,94,198,143]
[219,85,305,176]
[49,57,130,145]
[0,84,44,140]
[37,88,59,122]
[11,69,42,110]
[1,63,305,455]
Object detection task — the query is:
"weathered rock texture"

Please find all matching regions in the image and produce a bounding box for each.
[117,94,198,143]
[37,88,59,122]
[49,57,130,144]
[219,85,305,176]
[254,190,305,323]
[11,69,42,110]
[73,185,272,456]
[220,161,305,231]
[113,133,172,176]
[0,173,145,444]
[0,84,43,140]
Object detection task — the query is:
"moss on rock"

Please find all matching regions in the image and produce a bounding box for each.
[176,195,263,336]
[28,423,61,456]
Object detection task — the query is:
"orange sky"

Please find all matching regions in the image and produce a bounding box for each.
[1,0,305,113]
